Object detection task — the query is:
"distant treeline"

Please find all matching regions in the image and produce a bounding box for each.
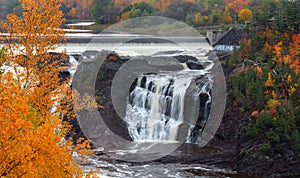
[1,0,298,29]
[0,0,250,26]
[91,0,246,26]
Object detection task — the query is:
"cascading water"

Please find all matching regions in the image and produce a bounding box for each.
[124,68,212,143]
[125,74,192,141]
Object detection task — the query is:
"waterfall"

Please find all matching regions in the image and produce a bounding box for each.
[122,49,213,143]
[124,71,212,143]
[125,74,192,141]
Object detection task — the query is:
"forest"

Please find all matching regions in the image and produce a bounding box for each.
[228,0,300,154]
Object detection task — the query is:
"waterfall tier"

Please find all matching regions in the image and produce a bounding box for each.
[125,72,212,143]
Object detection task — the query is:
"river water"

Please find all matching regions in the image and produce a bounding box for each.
[81,153,242,178]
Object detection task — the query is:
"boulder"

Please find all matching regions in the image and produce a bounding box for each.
[174,55,198,63]
[186,60,204,70]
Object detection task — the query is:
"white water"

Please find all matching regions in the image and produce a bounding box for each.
[125,74,192,141]
[66,22,95,26]
[83,158,237,178]
[52,42,211,56]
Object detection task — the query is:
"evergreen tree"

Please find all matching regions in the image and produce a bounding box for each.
[91,0,113,24]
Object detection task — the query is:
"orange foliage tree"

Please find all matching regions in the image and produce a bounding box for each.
[1,0,69,118]
[224,0,249,13]
[64,0,92,19]
[0,75,84,177]
[224,0,249,24]
[0,0,96,176]
[238,8,252,23]
[114,0,134,6]
[289,34,300,75]
[152,0,173,11]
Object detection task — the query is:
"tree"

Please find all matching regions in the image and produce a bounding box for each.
[114,0,132,6]
[224,0,249,13]
[224,0,249,24]
[196,0,225,10]
[220,7,233,23]
[1,0,68,116]
[289,34,300,74]
[63,0,92,19]
[92,0,113,24]
[102,5,121,24]
[210,9,223,24]
[191,12,203,27]
[120,2,155,20]
[273,0,300,34]
[238,8,253,23]
[152,0,173,11]
[121,8,146,20]
[0,76,84,177]
[163,0,200,21]
[0,0,95,176]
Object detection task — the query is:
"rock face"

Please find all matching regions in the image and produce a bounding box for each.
[94,51,132,141]
[207,98,241,152]
[173,55,198,63]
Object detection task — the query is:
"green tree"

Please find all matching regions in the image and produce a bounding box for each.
[163,0,200,21]
[210,9,222,24]
[91,0,113,24]
[255,0,278,28]
[274,0,300,34]
[120,2,156,20]
[220,8,233,24]
[102,5,120,24]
